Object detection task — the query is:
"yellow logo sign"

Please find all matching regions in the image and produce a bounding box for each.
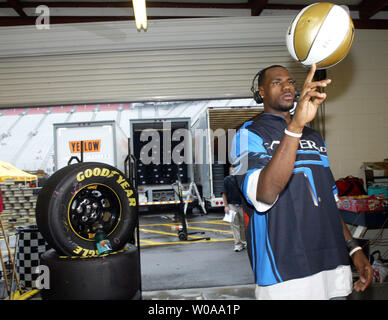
[69,140,101,153]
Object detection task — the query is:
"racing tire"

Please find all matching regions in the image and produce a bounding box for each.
[36,162,138,256]
[40,246,141,300]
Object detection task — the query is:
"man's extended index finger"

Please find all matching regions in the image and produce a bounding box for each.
[304,63,316,85]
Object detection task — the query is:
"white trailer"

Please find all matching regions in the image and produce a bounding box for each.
[53,120,128,173]
[191,106,263,209]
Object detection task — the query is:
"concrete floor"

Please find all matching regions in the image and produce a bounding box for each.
[138,210,256,299]
[139,212,254,290]
[3,210,388,300]
[142,284,256,300]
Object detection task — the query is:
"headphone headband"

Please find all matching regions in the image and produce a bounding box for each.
[251,70,263,104]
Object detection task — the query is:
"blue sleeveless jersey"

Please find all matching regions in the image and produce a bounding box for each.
[230,113,349,286]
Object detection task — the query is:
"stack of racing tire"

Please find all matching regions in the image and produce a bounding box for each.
[35,162,141,300]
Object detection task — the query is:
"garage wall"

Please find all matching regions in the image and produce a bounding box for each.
[0,46,305,108]
[0,16,307,108]
[325,29,388,180]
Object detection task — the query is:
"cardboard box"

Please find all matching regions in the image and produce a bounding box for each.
[338,195,387,213]
[363,162,388,177]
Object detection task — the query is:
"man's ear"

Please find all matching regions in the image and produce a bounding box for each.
[258,86,265,100]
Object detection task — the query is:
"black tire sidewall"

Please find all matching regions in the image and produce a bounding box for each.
[40,247,141,300]
[36,162,95,253]
[37,162,137,256]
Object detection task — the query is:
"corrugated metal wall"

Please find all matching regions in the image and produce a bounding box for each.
[0,16,307,108]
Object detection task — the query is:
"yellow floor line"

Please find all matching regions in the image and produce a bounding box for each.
[140,239,163,245]
[146,222,231,234]
[141,222,181,227]
[140,228,177,237]
[184,226,232,234]
[192,220,230,226]
[141,225,231,235]
[139,228,204,239]
[140,238,233,247]
[140,219,229,227]
[140,239,158,243]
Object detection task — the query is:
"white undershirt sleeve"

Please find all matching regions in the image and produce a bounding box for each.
[246,169,279,212]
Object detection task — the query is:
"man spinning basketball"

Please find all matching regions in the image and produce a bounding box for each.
[231,63,373,300]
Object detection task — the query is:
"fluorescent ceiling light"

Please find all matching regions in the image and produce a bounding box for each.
[132,0,148,31]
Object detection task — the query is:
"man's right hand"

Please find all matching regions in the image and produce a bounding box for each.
[290,63,331,131]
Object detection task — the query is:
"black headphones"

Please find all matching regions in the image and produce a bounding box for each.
[251,70,264,104]
[250,69,300,105]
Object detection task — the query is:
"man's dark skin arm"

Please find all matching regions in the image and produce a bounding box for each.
[256,63,330,204]
[340,218,373,292]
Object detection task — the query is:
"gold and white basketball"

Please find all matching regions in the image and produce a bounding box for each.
[286,2,355,69]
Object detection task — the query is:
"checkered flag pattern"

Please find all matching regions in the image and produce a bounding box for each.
[16,226,49,290]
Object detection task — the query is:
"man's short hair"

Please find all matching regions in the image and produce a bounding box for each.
[257,64,286,87]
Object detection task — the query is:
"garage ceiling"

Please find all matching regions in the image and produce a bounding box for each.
[0,0,387,29]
